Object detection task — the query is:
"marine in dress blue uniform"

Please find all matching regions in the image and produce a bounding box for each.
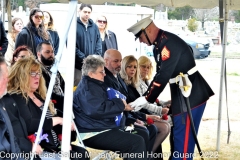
[127,16,214,160]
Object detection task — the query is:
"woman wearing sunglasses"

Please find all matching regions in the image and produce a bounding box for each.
[15,8,53,57]
[43,11,59,55]
[5,17,23,66]
[96,15,118,56]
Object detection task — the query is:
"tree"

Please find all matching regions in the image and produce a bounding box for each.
[194,7,219,30]
[230,10,240,23]
[25,0,41,9]
[188,18,198,32]
[168,5,194,20]
[6,0,12,32]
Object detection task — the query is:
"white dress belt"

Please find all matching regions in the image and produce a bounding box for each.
[169,66,197,84]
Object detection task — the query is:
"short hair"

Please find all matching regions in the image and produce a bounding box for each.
[11,45,33,66]
[0,56,6,77]
[138,56,153,80]
[80,3,92,11]
[82,55,105,76]
[36,41,52,53]
[120,55,139,88]
[8,56,55,114]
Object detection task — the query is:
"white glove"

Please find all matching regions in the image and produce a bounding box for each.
[129,96,148,111]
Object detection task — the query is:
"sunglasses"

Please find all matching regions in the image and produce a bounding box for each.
[97,20,107,24]
[34,15,44,20]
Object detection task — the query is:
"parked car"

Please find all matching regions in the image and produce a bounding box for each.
[180,36,211,59]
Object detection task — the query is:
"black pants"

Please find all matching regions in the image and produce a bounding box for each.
[83,129,147,160]
[71,144,90,160]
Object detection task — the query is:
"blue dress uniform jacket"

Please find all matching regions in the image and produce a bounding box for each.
[144,30,214,115]
[73,76,126,133]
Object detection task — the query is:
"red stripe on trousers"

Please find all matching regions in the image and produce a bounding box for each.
[183,115,190,160]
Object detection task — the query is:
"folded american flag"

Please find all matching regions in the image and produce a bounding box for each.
[107,87,125,126]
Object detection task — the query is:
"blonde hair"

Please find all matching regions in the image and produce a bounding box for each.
[7,56,55,114]
[120,55,139,88]
[138,56,153,80]
[96,15,110,38]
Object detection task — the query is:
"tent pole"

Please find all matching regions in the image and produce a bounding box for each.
[216,0,228,151]
[61,0,77,159]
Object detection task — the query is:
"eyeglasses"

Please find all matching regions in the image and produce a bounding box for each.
[30,72,42,77]
[97,20,107,24]
[34,15,44,20]
[18,55,26,59]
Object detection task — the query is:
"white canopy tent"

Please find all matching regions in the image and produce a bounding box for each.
[32,1,240,160]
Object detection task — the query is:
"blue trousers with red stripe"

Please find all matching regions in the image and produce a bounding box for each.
[170,102,206,160]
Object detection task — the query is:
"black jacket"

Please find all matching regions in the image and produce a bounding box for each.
[48,30,59,54]
[0,98,22,160]
[104,68,146,125]
[145,29,214,115]
[102,30,118,55]
[73,76,125,132]
[1,94,40,159]
[15,27,53,57]
[75,18,102,70]
[0,20,8,55]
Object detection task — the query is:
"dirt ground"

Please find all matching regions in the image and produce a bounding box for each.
[160,58,240,160]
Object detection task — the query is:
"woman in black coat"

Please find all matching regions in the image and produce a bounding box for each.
[7,56,89,160]
[96,15,118,56]
[15,8,53,57]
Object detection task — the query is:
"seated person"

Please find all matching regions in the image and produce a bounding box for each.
[119,55,170,154]
[7,56,89,160]
[36,42,65,116]
[11,45,32,66]
[73,55,147,160]
[0,56,22,160]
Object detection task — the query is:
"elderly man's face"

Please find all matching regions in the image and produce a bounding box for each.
[0,63,8,98]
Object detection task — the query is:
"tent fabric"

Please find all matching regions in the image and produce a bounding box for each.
[72,0,240,9]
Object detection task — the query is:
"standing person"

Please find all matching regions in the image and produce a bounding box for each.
[74,3,102,86]
[15,8,53,57]
[127,16,214,160]
[43,11,59,55]
[0,56,22,159]
[96,15,118,56]
[0,20,8,55]
[5,18,24,66]
[36,41,65,116]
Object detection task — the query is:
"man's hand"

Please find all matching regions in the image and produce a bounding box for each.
[146,114,161,122]
[129,96,148,111]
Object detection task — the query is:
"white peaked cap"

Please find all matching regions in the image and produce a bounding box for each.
[127,15,153,36]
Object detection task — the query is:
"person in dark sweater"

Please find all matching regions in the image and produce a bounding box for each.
[74,3,102,86]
